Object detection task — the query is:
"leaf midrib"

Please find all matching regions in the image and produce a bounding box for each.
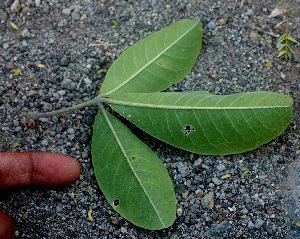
[100,107,165,227]
[105,98,290,110]
[103,21,199,96]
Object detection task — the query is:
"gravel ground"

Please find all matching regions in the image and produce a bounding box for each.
[0,0,299,238]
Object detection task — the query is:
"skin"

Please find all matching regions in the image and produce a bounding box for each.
[0,152,81,239]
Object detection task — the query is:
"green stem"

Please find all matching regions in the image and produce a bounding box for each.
[27,95,105,119]
[285,8,289,59]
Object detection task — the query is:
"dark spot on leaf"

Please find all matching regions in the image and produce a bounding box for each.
[158,60,164,66]
[131,156,137,160]
[181,125,195,135]
[113,199,120,207]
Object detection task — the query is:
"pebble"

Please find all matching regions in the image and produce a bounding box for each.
[212,177,223,186]
[201,191,214,209]
[178,162,187,177]
[84,77,92,84]
[110,217,119,226]
[67,128,75,134]
[22,6,31,15]
[27,90,38,97]
[207,21,216,29]
[194,158,202,167]
[21,28,31,38]
[62,8,72,16]
[219,18,226,25]
[5,62,15,70]
[58,90,66,96]
[246,9,254,17]
[0,9,8,20]
[10,0,21,13]
[216,164,226,172]
[255,218,265,229]
[72,11,81,21]
[247,220,255,229]
[41,140,48,146]
[61,78,76,90]
[14,126,22,132]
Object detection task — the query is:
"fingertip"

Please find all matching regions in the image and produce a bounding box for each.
[31,152,81,186]
[0,212,15,239]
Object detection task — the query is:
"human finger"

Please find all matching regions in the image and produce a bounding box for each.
[0,152,81,190]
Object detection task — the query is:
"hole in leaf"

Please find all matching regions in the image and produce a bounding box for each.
[113,198,120,207]
[181,125,195,135]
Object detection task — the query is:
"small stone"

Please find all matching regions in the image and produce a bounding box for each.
[110,217,119,226]
[219,18,226,25]
[246,9,254,16]
[39,118,49,123]
[67,128,75,134]
[247,220,255,229]
[41,139,48,146]
[21,28,31,38]
[35,0,41,7]
[11,0,21,13]
[59,56,70,67]
[14,126,22,132]
[255,218,265,229]
[18,100,24,107]
[21,40,28,47]
[207,21,216,29]
[27,90,38,97]
[61,78,76,90]
[80,14,87,21]
[216,164,226,172]
[178,162,187,177]
[5,62,15,70]
[280,73,285,79]
[240,208,248,215]
[71,11,81,21]
[57,90,66,96]
[22,6,31,15]
[195,189,204,198]
[84,77,92,84]
[194,158,202,167]
[201,191,214,209]
[212,177,223,186]
[62,8,71,16]
[0,9,8,20]
[263,219,275,235]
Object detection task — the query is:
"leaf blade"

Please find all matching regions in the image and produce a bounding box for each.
[100,19,203,95]
[92,108,176,229]
[107,91,293,155]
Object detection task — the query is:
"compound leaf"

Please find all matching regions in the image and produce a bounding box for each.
[100,19,203,95]
[91,107,176,230]
[107,91,293,155]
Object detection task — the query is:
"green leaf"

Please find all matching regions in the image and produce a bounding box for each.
[106,91,293,155]
[277,33,287,43]
[277,50,286,58]
[91,107,176,230]
[296,222,300,228]
[100,19,203,95]
[286,50,292,60]
[277,44,285,52]
[241,169,249,176]
[113,21,120,33]
[286,43,293,53]
[9,21,19,30]
[287,36,298,43]
[12,142,20,148]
